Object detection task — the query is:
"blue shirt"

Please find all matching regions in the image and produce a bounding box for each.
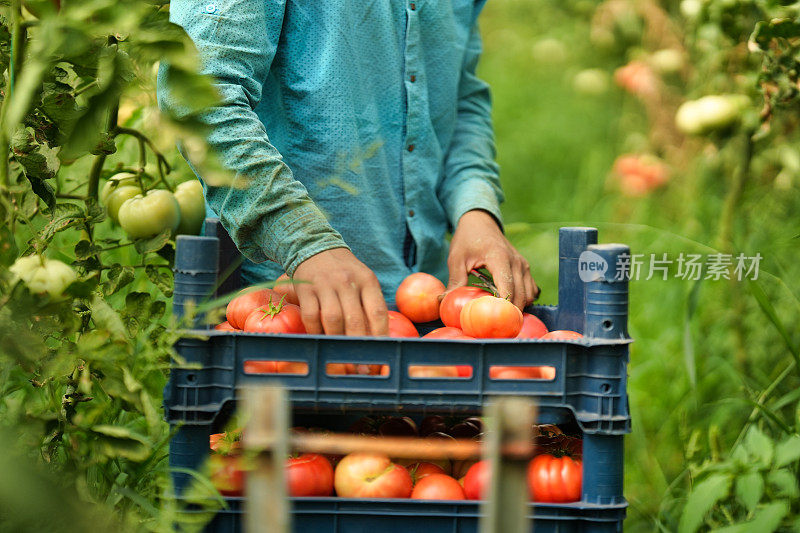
[158,0,504,303]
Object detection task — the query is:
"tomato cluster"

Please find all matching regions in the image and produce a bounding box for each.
[207,418,582,503]
[101,173,206,239]
[218,271,584,342]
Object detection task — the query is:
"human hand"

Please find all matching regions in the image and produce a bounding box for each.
[292,248,389,336]
[447,210,539,309]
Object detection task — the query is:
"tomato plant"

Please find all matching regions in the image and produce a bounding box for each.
[439,286,491,329]
[395,272,445,323]
[460,295,523,338]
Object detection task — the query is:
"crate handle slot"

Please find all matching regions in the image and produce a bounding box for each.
[488,366,556,381]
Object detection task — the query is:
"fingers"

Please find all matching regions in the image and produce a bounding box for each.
[511,257,528,310]
[336,282,369,336]
[296,289,323,335]
[446,254,470,292]
[317,288,345,335]
[484,252,515,304]
[360,276,389,336]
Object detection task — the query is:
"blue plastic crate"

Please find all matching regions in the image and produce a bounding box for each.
[184,498,626,533]
[168,223,631,511]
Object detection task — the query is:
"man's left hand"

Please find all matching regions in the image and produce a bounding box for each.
[446,209,539,310]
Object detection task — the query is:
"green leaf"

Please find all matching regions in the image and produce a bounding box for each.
[103,264,135,295]
[85,197,106,224]
[90,425,150,462]
[40,202,85,242]
[774,435,800,467]
[678,473,732,533]
[0,225,19,267]
[145,265,173,297]
[714,502,789,533]
[64,276,99,299]
[89,294,128,340]
[75,240,100,260]
[27,177,56,211]
[767,469,799,498]
[743,426,774,466]
[734,471,763,513]
[134,228,171,254]
[748,280,800,370]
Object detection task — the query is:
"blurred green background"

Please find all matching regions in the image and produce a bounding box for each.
[479,0,800,529]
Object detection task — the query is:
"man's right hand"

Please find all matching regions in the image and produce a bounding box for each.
[292,248,389,336]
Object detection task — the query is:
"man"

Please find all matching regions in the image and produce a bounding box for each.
[158,0,537,336]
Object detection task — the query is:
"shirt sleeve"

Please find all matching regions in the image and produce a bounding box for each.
[437,19,505,232]
[157,0,348,276]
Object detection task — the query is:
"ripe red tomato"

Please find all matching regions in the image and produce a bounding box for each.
[423,327,469,339]
[411,474,466,500]
[215,321,236,331]
[273,273,300,305]
[406,462,447,484]
[516,313,548,339]
[334,453,413,498]
[542,330,583,340]
[463,460,490,500]
[243,301,306,334]
[226,288,278,329]
[460,296,523,338]
[395,272,446,323]
[527,454,582,503]
[387,310,419,337]
[287,454,334,497]
[209,454,245,497]
[439,287,491,329]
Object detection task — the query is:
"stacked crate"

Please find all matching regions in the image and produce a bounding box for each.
[167,222,631,532]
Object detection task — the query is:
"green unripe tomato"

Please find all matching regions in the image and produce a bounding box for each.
[101,173,142,223]
[675,95,749,136]
[118,189,181,239]
[649,49,684,75]
[573,69,609,96]
[10,255,77,298]
[173,180,206,236]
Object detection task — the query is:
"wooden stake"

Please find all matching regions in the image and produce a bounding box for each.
[480,397,536,533]
[243,386,290,533]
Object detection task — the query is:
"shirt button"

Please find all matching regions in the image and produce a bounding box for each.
[205,3,216,13]
[410,74,416,83]
[407,144,415,152]
[408,209,415,217]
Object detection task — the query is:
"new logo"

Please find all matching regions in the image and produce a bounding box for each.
[578,251,608,282]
